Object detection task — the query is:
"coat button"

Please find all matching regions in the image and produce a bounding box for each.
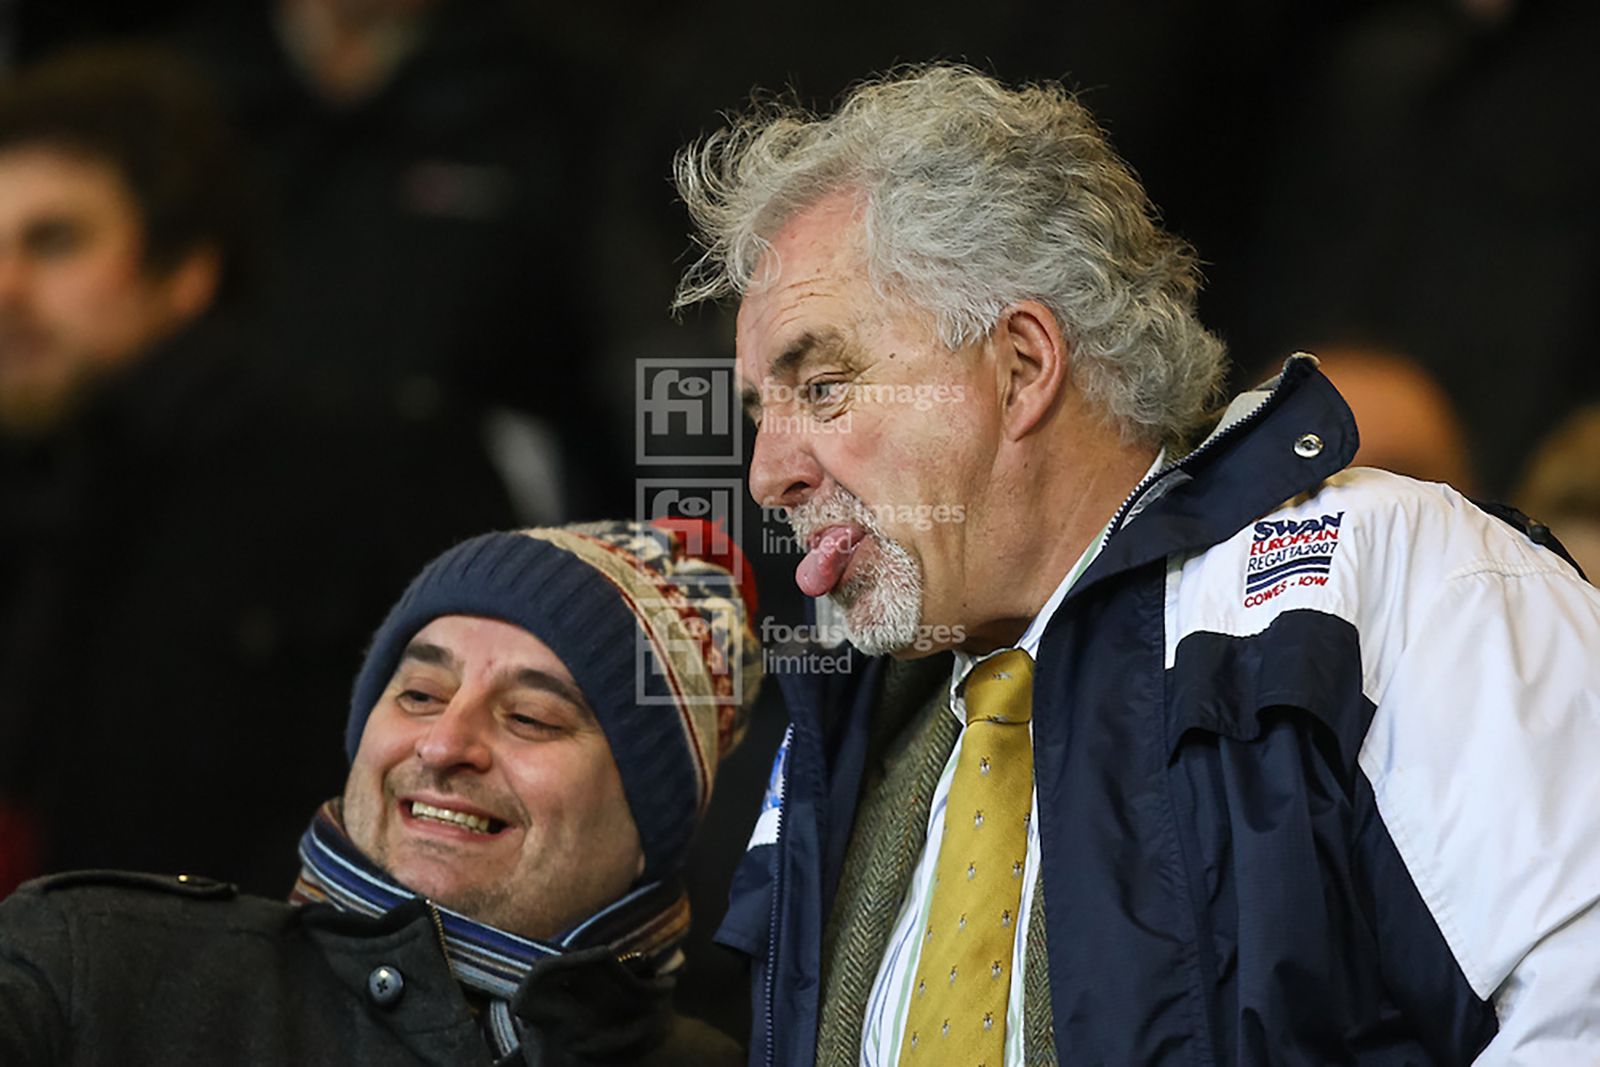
[1293,433,1324,458]
[367,965,405,1008]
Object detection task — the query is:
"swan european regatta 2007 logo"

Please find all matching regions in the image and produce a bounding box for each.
[1244,512,1345,607]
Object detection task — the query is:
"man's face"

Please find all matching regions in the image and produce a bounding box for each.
[0,147,196,433]
[343,615,644,939]
[736,193,999,655]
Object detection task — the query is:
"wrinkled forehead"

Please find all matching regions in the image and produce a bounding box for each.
[736,270,860,373]
[735,205,875,373]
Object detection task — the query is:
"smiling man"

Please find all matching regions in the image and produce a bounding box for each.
[339,614,648,942]
[674,65,1600,1066]
[0,520,760,1066]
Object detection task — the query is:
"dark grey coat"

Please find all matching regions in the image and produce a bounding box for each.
[0,871,742,1066]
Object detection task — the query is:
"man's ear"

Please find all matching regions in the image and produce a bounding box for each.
[164,243,221,323]
[993,299,1069,441]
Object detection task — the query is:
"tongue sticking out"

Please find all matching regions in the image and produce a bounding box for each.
[796,525,865,597]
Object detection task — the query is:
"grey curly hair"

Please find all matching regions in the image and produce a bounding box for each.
[672,64,1228,446]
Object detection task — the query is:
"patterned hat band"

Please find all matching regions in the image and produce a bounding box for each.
[523,522,762,806]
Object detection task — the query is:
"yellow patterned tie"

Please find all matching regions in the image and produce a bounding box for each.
[899,648,1034,1066]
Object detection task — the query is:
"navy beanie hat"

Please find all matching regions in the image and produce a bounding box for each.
[346,520,761,879]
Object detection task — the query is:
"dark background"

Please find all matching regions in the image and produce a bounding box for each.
[4,0,1597,1040]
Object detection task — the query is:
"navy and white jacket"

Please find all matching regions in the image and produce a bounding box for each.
[716,357,1600,1066]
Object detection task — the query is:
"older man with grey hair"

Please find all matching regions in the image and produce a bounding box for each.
[674,65,1600,1066]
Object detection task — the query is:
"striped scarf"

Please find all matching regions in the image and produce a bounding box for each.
[291,800,690,1058]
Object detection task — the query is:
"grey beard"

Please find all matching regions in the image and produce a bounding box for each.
[828,532,924,655]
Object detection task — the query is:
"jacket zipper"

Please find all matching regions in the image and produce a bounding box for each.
[1106,379,1286,537]
[763,728,790,1067]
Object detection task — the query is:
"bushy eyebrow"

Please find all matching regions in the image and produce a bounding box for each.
[400,641,458,672]
[741,327,853,419]
[508,668,596,724]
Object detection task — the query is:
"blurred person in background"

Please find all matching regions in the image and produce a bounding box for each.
[1236,0,1600,496]
[175,0,633,523]
[0,44,513,898]
[1274,346,1477,492]
[1516,406,1600,580]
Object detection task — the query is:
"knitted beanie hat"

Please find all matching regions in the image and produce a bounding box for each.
[346,519,762,879]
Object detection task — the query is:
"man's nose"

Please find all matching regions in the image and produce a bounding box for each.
[414,697,493,772]
[748,411,824,508]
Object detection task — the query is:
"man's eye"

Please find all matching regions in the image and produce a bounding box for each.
[28,223,84,258]
[396,689,442,712]
[802,379,849,409]
[507,713,561,737]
